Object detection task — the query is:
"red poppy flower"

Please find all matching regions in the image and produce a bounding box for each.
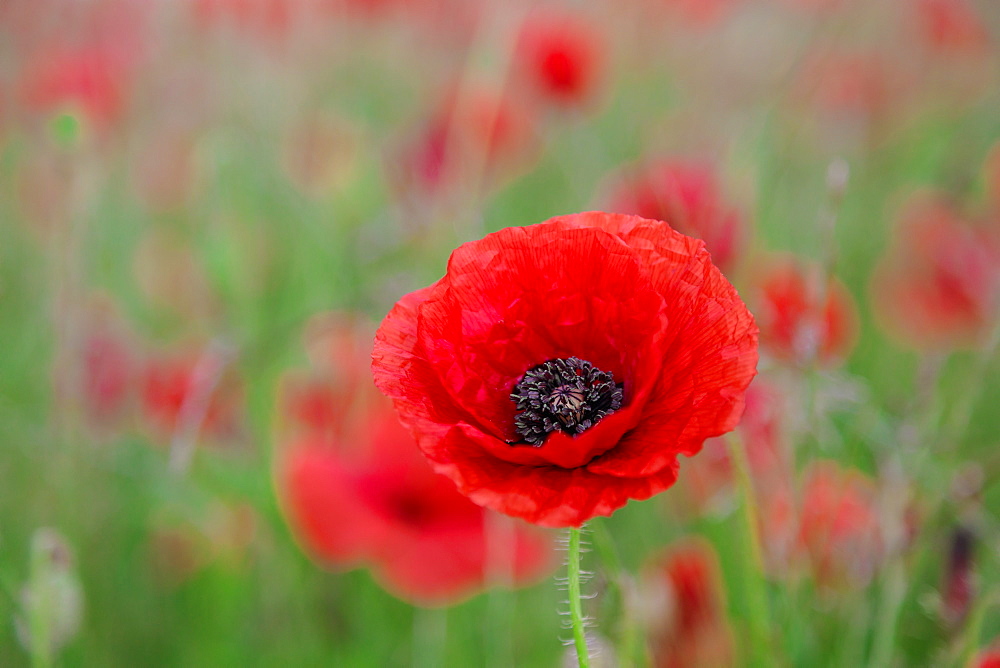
[609,160,745,273]
[871,195,1000,350]
[751,256,858,366]
[640,538,733,668]
[372,212,758,527]
[512,10,605,108]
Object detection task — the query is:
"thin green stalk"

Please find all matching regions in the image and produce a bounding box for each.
[567,527,590,668]
[412,606,447,668]
[725,432,773,665]
[485,513,515,668]
[590,520,646,668]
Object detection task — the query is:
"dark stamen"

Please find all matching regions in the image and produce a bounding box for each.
[510,356,623,446]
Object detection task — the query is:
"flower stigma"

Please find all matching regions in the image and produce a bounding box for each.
[510,356,623,446]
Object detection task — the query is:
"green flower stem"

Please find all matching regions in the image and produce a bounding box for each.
[567,527,590,668]
[590,521,646,667]
[485,513,515,668]
[412,606,446,668]
[725,432,773,665]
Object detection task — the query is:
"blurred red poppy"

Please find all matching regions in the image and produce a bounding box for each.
[871,195,1000,350]
[512,10,605,108]
[675,381,791,516]
[18,46,130,131]
[794,461,883,588]
[397,85,537,197]
[278,314,553,606]
[913,0,989,55]
[609,160,745,272]
[751,256,858,366]
[372,212,758,527]
[52,294,136,433]
[795,49,907,130]
[281,400,553,606]
[640,538,733,668]
[141,347,242,443]
[191,0,304,40]
[977,643,1000,668]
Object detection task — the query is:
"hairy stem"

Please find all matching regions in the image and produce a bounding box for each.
[725,433,773,664]
[567,527,590,668]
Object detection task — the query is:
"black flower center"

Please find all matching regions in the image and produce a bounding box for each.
[510,356,624,446]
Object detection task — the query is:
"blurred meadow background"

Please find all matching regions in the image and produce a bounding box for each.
[2,0,1000,665]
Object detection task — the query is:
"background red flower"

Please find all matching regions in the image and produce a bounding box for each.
[751,256,859,366]
[277,314,554,606]
[640,538,733,668]
[608,160,746,273]
[792,461,884,588]
[512,10,606,109]
[871,195,1000,350]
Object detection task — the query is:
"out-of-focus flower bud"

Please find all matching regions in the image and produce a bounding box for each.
[15,528,84,663]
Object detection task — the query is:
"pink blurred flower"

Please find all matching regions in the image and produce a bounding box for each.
[871,195,1000,350]
[608,160,746,272]
[913,0,990,55]
[676,381,791,516]
[396,84,537,197]
[190,0,304,40]
[640,538,733,668]
[52,294,137,434]
[791,461,883,588]
[751,256,859,366]
[141,346,243,443]
[18,46,130,131]
[673,0,743,25]
[794,48,910,136]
